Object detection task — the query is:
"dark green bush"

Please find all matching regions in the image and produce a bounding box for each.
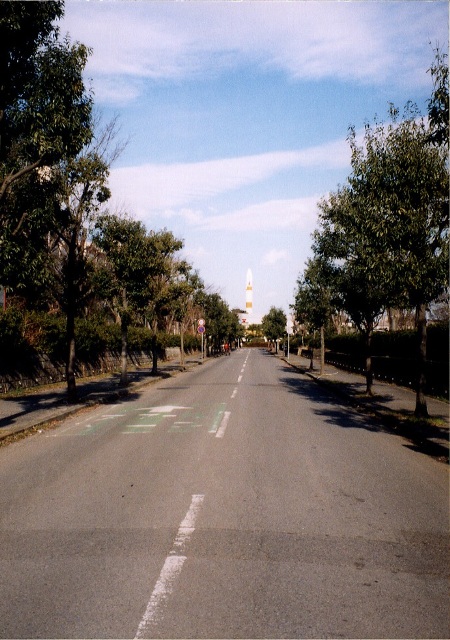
[33,314,67,360]
[0,308,203,365]
[74,318,108,360]
[0,307,28,364]
[326,322,448,364]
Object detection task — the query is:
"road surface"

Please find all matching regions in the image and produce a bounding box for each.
[0,348,448,638]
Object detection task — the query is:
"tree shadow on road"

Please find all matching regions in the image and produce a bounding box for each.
[278,364,449,462]
[279,367,382,433]
[0,371,154,435]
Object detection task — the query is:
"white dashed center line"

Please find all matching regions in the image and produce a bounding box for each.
[135,495,205,638]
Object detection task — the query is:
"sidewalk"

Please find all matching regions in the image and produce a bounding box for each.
[279,351,449,460]
[0,355,205,443]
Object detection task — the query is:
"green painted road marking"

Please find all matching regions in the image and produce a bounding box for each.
[208,402,226,434]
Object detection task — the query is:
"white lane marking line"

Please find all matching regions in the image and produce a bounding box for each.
[237,375,242,383]
[241,368,245,373]
[127,424,158,427]
[231,388,238,399]
[134,556,186,637]
[216,411,231,439]
[172,493,205,553]
[135,495,204,638]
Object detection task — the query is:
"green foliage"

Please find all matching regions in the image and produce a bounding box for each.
[200,292,238,349]
[0,308,204,366]
[261,307,287,342]
[293,257,336,332]
[0,1,93,201]
[427,46,449,148]
[30,313,67,360]
[0,307,27,363]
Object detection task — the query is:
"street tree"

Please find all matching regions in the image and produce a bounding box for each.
[0,1,93,296]
[313,186,391,394]
[142,230,184,374]
[427,46,449,147]
[346,100,448,415]
[200,292,233,355]
[261,307,287,353]
[167,265,204,368]
[0,1,92,200]
[93,214,152,386]
[293,257,336,374]
[50,118,123,401]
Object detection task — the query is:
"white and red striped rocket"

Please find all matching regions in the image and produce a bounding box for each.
[245,268,253,315]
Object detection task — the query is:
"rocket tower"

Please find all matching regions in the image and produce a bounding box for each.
[245,268,253,315]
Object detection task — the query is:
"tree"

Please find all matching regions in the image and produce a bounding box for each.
[167,265,204,368]
[93,214,152,386]
[313,185,391,394]
[0,1,93,202]
[261,307,287,353]
[346,102,448,415]
[142,230,184,374]
[293,257,335,374]
[198,292,236,355]
[427,46,449,148]
[50,118,123,401]
[0,2,93,299]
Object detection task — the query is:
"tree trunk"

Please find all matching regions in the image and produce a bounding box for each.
[65,236,77,403]
[119,322,128,386]
[364,324,374,396]
[119,289,128,387]
[320,325,325,375]
[180,327,185,368]
[151,332,158,375]
[388,308,397,332]
[415,303,429,418]
[66,310,77,402]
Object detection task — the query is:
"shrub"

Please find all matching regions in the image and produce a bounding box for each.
[0,307,28,364]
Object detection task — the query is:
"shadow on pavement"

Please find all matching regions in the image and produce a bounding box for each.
[278,363,448,462]
[0,369,167,435]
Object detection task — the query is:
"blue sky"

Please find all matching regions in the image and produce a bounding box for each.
[62,0,448,323]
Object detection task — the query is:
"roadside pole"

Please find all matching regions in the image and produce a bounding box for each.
[286,315,293,361]
[198,319,205,360]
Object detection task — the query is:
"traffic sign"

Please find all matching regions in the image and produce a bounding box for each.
[198,325,205,334]
[198,318,205,326]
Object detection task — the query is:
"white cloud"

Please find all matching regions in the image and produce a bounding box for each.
[262,249,289,266]
[63,0,447,103]
[197,197,319,232]
[108,138,350,216]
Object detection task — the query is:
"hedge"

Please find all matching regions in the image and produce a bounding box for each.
[326,323,448,363]
[0,309,201,367]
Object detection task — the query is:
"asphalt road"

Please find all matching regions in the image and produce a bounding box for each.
[0,348,448,639]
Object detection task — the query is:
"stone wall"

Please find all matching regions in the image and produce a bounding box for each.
[0,347,182,394]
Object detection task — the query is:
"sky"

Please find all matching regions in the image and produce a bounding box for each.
[61,0,448,323]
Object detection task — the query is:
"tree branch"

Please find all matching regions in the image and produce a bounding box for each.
[0,156,45,203]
